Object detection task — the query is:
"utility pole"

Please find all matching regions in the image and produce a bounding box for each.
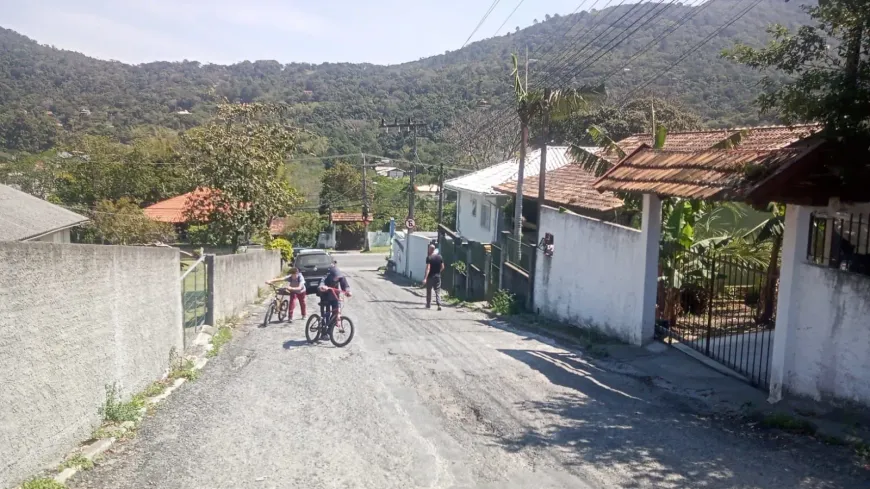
[530,88,551,313]
[361,153,370,252]
[379,117,426,224]
[514,50,530,256]
[651,99,656,136]
[437,159,445,225]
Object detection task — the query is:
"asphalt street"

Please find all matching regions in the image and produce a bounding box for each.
[68,253,868,489]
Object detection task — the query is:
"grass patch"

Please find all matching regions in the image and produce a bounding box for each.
[140,380,168,398]
[59,453,94,472]
[760,413,818,435]
[206,326,233,358]
[22,478,65,489]
[99,384,143,423]
[362,246,391,253]
[489,289,518,316]
[169,358,200,382]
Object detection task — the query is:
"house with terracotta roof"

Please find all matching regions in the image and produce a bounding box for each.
[588,124,870,407]
[443,146,575,244]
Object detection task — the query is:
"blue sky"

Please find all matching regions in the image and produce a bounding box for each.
[1,0,591,66]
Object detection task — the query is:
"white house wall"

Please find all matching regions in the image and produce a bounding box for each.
[455,191,501,244]
[785,260,870,405]
[534,205,649,345]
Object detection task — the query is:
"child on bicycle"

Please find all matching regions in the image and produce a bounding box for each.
[317,264,351,323]
[265,267,306,322]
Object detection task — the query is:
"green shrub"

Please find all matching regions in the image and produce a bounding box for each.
[99,383,142,423]
[266,237,294,262]
[490,289,518,315]
[22,478,65,489]
[207,326,233,358]
[451,261,467,275]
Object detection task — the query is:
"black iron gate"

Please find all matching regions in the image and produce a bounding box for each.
[656,250,777,388]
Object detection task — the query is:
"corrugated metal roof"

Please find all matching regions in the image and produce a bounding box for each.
[494,163,623,212]
[0,184,89,241]
[593,145,820,200]
[444,146,576,195]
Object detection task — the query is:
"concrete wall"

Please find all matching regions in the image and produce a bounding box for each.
[771,204,870,405]
[785,263,870,404]
[534,205,650,345]
[390,232,436,283]
[0,242,182,488]
[455,191,502,244]
[211,250,281,322]
[31,227,71,244]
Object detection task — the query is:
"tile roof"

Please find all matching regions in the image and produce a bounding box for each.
[143,189,213,223]
[593,141,824,200]
[269,217,287,235]
[0,184,89,241]
[596,124,822,164]
[330,211,366,223]
[444,146,576,195]
[494,163,623,212]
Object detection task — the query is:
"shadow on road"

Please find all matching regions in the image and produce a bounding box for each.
[282,339,310,349]
[495,347,867,489]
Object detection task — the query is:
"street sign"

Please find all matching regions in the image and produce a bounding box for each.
[405,218,415,229]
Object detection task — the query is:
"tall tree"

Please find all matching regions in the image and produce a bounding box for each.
[180,103,303,251]
[723,0,869,144]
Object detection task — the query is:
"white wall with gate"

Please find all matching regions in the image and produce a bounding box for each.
[770,204,870,406]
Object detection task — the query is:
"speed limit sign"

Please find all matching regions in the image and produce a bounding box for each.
[405,218,415,229]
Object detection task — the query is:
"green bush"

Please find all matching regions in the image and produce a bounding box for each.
[266,237,294,262]
[490,289,518,316]
[99,383,142,423]
[451,261,467,275]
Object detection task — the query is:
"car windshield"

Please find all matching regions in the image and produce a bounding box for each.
[296,254,332,269]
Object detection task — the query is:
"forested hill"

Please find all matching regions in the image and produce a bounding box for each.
[0,0,808,157]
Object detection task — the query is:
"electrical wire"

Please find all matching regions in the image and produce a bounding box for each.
[462,0,504,48]
[493,0,527,36]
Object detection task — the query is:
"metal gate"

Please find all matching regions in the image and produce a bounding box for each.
[181,255,210,349]
[656,250,777,388]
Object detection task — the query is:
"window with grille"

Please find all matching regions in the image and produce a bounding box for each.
[481,203,491,230]
[808,211,870,277]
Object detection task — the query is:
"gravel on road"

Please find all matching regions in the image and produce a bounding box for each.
[68,270,869,489]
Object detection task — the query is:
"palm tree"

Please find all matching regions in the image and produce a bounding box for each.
[509,53,604,247]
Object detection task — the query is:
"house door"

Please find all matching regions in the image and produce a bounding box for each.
[656,249,777,389]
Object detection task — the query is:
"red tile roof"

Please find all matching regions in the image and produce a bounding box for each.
[596,124,822,164]
[330,211,366,223]
[593,141,824,200]
[495,163,623,212]
[143,189,214,223]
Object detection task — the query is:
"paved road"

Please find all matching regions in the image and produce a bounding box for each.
[70,269,867,489]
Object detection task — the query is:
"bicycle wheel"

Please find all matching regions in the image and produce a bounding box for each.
[262,301,275,328]
[277,299,289,322]
[330,316,355,348]
[305,315,321,343]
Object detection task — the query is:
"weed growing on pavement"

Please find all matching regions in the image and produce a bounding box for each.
[207,326,233,358]
[141,380,168,398]
[21,478,65,489]
[760,413,817,435]
[169,358,200,381]
[490,289,518,315]
[59,453,94,472]
[99,384,143,423]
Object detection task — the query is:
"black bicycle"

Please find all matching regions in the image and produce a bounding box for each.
[262,283,291,327]
[304,287,355,347]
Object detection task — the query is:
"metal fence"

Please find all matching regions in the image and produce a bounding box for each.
[808,211,870,277]
[656,249,775,388]
[180,255,210,349]
[503,234,534,273]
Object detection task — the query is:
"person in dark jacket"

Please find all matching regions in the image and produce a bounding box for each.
[317,264,352,322]
[423,244,444,310]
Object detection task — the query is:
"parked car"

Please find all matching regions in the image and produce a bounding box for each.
[293,249,333,294]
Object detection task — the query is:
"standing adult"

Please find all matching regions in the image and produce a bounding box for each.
[423,244,444,310]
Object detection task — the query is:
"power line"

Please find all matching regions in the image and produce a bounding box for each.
[493,0,527,36]
[462,0,504,48]
[618,0,763,104]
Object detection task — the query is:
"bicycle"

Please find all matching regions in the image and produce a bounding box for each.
[304,287,355,347]
[262,283,292,327]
